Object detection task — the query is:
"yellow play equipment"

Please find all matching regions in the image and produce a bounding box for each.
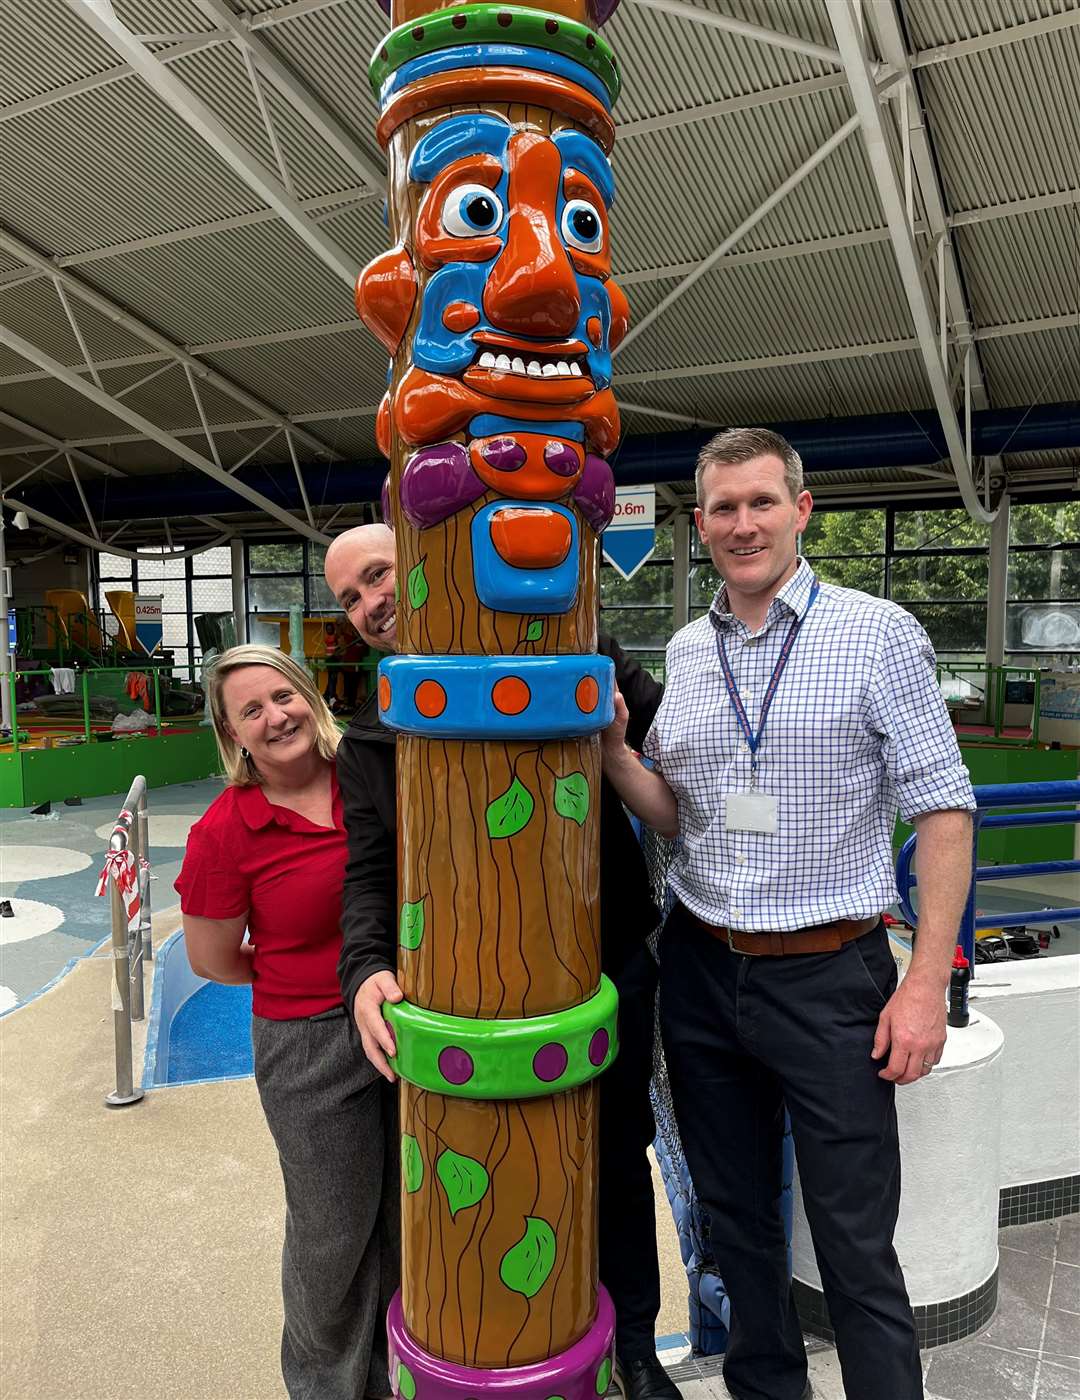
[44,589,106,655]
[104,591,136,650]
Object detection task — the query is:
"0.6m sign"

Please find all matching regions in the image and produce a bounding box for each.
[602,486,655,580]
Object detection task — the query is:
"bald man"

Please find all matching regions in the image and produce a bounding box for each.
[326,526,681,1400]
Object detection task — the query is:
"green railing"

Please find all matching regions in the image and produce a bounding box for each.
[935,661,1041,747]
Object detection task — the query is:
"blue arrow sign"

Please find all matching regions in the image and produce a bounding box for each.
[134,595,163,657]
[602,486,656,580]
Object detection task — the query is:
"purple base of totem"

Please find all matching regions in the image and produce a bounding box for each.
[387,1286,615,1400]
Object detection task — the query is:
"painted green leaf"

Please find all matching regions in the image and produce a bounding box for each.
[486,776,534,839]
[526,619,544,642]
[436,1149,490,1217]
[399,899,425,951]
[554,771,589,826]
[397,1362,416,1400]
[499,1216,557,1298]
[407,558,429,610]
[401,1134,424,1194]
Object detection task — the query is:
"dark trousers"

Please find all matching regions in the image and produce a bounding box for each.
[253,1009,400,1400]
[599,943,663,1362]
[659,903,922,1400]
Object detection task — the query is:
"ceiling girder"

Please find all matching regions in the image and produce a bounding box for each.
[826,0,994,523]
[63,0,359,286]
[0,322,329,543]
[0,224,338,461]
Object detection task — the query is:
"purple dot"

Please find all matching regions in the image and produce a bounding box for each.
[588,1028,610,1067]
[543,440,580,477]
[438,1046,474,1085]
[480,436,526,472]
[532,1042,568,1082]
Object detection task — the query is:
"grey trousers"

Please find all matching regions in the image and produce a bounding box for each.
[253,1008,400,1400]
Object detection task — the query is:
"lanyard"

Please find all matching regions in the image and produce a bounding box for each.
[715,578,820,786]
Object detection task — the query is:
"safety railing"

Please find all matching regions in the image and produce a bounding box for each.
[935,661,1042,747]
[896,780,1080,977]
[7,664,167,749]
[95,774,152,1108]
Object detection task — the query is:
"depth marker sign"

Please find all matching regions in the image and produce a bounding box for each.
[134,595,163,657]
[602,485,656,580]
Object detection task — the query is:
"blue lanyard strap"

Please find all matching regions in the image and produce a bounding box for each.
[715,578,820,781]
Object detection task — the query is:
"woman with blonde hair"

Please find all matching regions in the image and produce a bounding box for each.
[175,644,398,1400]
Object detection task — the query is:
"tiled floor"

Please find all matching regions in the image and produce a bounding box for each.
[921,1216,1080,1400]
[655,1217,1079,1400]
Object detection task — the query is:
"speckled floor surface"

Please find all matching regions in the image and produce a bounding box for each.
[0,777,225,1010]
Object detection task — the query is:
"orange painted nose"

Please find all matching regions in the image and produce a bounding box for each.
[483,134,580,339]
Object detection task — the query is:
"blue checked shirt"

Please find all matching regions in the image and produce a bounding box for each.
[643,561,976,931]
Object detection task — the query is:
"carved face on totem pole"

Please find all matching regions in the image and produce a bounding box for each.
[358,94,626,613]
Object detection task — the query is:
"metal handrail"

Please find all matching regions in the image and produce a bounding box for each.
[896,780,1080,977]
[99,774,151,1107]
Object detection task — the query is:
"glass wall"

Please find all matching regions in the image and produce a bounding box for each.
[599,525,673,656]
[93,545,232,678]
[614,499,1078,670]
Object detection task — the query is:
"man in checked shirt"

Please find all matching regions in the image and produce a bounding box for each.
[602,428,975,1400]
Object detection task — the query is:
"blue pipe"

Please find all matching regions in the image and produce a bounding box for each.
[895,781,1080,973]
[12,401,1080,524]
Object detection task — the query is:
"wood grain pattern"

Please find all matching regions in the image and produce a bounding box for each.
[400,1081,598,1367]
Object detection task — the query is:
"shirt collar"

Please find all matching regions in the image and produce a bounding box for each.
[234,764,341,832]
[708,557,816,632]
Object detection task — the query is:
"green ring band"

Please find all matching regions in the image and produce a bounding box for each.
[369,5,620,105]
[384,975,619,1099]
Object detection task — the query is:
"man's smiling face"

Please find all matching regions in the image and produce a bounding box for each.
[323,525,398,652]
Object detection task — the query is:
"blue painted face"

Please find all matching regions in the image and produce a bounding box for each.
[405,114,628,399]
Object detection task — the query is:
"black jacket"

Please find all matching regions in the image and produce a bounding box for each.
[337,636,663,1014]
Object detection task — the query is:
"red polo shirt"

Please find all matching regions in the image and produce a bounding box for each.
[174,767,347,1020]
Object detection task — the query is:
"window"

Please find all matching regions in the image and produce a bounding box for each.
[599,525,673,658]
[1006,502,1080,661]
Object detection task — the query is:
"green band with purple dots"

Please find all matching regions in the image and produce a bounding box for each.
[383,976,618,1099]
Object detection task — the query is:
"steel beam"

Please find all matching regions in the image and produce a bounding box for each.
[865,0,990,409]
[913,10,1080,70]
[63,0,359,286]
[627,0,843,67]
[192,0,384,189]
[0,324,329,543]
[826,0,994,523]
[0,495,228,558]
[617,115,860,354]
[0,224,337,460]
[0,409,125,477]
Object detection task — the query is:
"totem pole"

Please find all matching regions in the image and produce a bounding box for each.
[356,1,628,1395]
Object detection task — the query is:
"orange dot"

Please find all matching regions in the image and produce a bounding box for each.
[491,676,531,715]
[586,315,603,348]
[378,676,391,711]
[414,679,447,718]
[442,301,480,332]
[576,675,599,713]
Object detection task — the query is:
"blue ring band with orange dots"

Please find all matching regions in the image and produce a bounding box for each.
[383,975,618,1098]
[377,654,615,739]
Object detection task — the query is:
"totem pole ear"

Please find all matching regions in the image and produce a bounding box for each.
[356,245,417,355]
[605,277,630,350]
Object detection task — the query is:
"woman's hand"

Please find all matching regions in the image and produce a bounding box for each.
[353,970,403,1082]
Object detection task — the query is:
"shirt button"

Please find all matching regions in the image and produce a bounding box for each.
[732,908,742,919]
[735,853,746,865]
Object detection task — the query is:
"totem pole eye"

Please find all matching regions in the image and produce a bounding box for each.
[441,184,505,236]
[561,199,604,253]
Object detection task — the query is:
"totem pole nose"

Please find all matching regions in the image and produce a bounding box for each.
[483,137,581,339]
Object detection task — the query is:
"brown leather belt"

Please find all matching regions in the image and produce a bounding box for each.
[687,910,880,956]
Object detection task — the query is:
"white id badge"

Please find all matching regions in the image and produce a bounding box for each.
[726,790,778,834]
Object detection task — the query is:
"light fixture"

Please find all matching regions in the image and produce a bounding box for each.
[11,511,29,531]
